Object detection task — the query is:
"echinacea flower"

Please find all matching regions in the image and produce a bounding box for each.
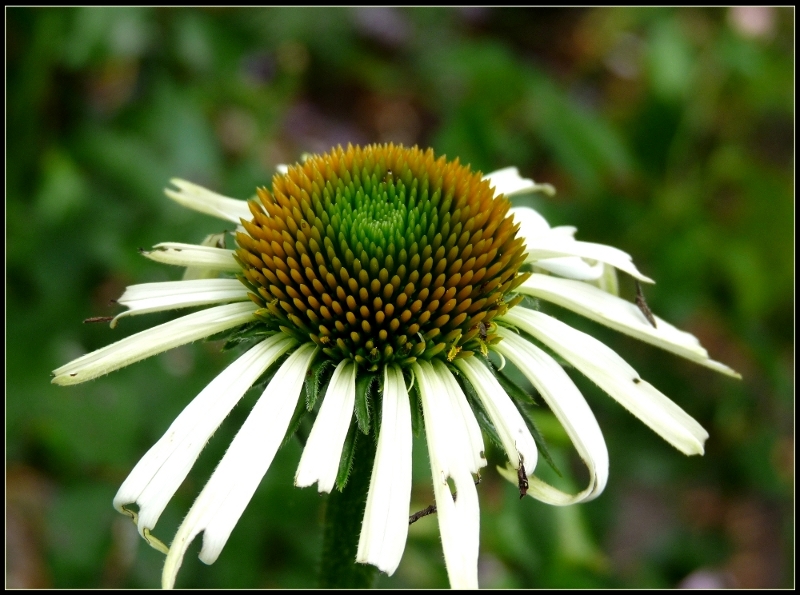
[52,144,739,589]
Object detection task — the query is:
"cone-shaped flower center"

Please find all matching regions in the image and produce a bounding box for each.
[236,144,529,371]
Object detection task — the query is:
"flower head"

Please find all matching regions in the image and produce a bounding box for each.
[236,145,528,368]
[52,143,738,588]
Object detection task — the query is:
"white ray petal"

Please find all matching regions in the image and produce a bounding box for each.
[142,242,241,272]
[518,274,740,377]
[294,360,357,493]
[511,207,603,281]
[111,279,249,327]
[534,256,605,281]
[494,329,608,504]
[510,205,551,237]
[435,360,486,474]
[550,225,578,238]
[524,237,653,283]
[114,334,296,539]
[594,263,620,296]
[502,308,709,455]
[161,343,317,589]
[356,365,412,576]
[483,167,556,198]
[52,302,258,385]
[455,357,537,476]
[414,361,480,589]
[182,232,229,281]
[165,178,253,223]
[509,206,653,283]
[412,362,457,477]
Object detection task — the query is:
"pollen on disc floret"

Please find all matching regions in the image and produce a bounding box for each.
[235,144,530,372]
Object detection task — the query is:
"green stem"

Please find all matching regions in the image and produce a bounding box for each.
[318,431,379,588]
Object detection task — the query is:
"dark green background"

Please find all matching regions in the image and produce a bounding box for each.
[7,7,793,588]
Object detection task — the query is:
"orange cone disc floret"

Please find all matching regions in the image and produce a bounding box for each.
[236,144,530,371]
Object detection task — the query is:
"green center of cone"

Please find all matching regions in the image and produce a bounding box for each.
[236,144,529,371]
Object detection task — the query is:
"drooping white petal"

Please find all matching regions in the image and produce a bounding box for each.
[509,205,652,283]
[510,205,551,237]
[435,360,486,474]
[483,167,556,198]
[356,365,412,576]
[518,274,740,377]
[182,232,229,281]
[494,329,608,504]
[593,262,620,296]
[549,225,578,238]
[413,361,481,589]
[294,360,357,493]
[524,236,654,283]
[142,242,241,272]
[165,178,253,223]
[114,334,296,540]
[510,207,602,281]
[502,308,709,455]
[111,279,249,328]
[52,302,258,385]
[275,164,289,175]
[162,343,317,589]
[534,256,605,281]
[455,357,537,477]
[510,206,581,244]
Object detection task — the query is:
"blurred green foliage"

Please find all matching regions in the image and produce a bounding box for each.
[7,7,793,589]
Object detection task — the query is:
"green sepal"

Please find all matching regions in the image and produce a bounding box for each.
[280,386,311,449]
[482,359,562,477]
[498,324,574,370]
[202,321,254,345]
[454,368,505,450]
[220,322,275,352]
[335,419,359,491]
[486,360,562,477]
[405,368,423,437]
[235,273,261,298]
[354,372,378,435]
[250,351,291,395]
[496,368,539,406]
[519,294,540,310]
[527,333,573,369]
[305,358,335,411]
[371,373,383,446]
[517,402,562,477]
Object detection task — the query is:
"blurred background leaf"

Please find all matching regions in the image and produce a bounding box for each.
[7,7,793,588]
